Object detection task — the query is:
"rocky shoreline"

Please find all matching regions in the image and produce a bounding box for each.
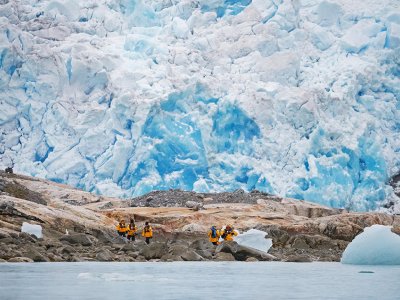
[1,172,399,263]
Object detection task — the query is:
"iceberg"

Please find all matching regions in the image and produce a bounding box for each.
[341,225,400,265]
[21,222,43,239]
[235,229,272,253]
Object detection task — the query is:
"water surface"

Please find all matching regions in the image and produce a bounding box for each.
[0,262,399,300]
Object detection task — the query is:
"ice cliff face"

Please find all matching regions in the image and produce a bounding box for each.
[0,0,399,211]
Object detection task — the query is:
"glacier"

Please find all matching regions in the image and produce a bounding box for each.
[341,225,400,265]
[0,0,399,211]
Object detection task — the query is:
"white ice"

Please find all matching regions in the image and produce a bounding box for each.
[235,229,272,253]
[341,225,400,265]
[21,222,43,239]
[0,0,399,212]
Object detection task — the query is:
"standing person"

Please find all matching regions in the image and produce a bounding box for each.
[116,220,128,237]
[142,222,153,244]
[208,225,221,245]
[220,225,238,241]
[127,219,137,241]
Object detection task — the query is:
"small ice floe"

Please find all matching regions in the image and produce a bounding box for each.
[341,225,400,265]
[21,222,42,238]
[235,229,272,252]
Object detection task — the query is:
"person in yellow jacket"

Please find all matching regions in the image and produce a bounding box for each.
[116,220,128,237]
[220,225,238,241]
[127,219,137,241]
[208,225,221,245]
[142,222,153,244]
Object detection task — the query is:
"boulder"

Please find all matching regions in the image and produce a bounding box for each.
[120,243,138,252]
[126,251,138,259]
[285,255,312,263]
[19,232,38,243]
[182,223,208,232]
[195,249,213,259]
[59,233,95,246]
[264,227,290,246]
[181,250,204,261]
[8,257,34,263]
[24,248,49,262]
[160,253,183,262]
[185,201,203,210]
[291,236,310,249]
[139,242,168,260]
[59,245,76,255]
[47,253,63,262]
[245,257,259,262]
[0,258,7,263]
[190,239,213,251]
[216,242,277,261]
[214,252,235,261]
[169,244,188,256]
[96,249,114,262]
[0,229,10,239]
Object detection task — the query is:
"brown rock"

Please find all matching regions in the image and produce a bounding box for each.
[96,249,114,262]
[214,252,235,261]
[8,257,34,263]
[60,234,95,246]
[24,248,49,262]
[285,255,312,262]
[139,242,168,260]
[245,257,259,262]
[216,242,277,261]
[181,250,204,261]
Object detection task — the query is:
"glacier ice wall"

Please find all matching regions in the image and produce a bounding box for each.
[0,0,399,211]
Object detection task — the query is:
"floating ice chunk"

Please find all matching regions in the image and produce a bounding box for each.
[235,229,272,253]
[341,225,400,265]
[21,222,42,238]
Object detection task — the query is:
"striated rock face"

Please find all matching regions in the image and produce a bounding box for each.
[0,172,399,263]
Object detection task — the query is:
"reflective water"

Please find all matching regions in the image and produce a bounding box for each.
[0,262,399,300]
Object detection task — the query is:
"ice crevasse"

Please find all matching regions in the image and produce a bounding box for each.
[0,0,399,211]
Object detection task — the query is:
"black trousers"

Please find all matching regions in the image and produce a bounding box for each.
[127,235,136,241]
[118,231,126,237]
[145,237,151,244]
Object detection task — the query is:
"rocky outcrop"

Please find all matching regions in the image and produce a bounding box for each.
[0,172,399,263]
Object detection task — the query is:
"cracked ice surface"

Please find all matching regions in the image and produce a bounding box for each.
[0,0,399,211]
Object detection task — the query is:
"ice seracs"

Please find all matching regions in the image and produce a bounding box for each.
[341,225,400,265]
[0,0,399,211]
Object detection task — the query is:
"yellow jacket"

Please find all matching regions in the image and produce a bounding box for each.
[221,229,238,241]
[116,223,128,233]
[127,224,137,236]
[208,229,220,243]
[142,225,153,238]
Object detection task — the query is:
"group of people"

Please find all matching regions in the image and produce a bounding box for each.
[116,219,238,246]
[207,225,238,245]
[116,219,153,244]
